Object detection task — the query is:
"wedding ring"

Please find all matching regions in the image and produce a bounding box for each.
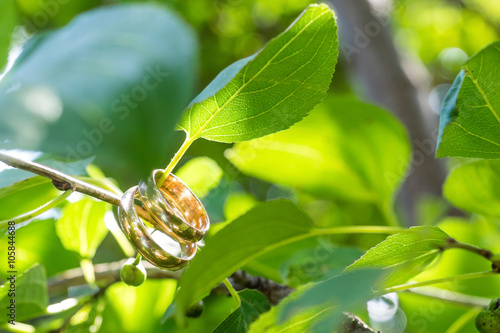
[117,170,209,270]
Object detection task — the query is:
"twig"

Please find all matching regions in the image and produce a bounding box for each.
[48,260,182,296]
[407,286,490,308]
[229,270,294,305]
[443,238,500,270]
[382,271,497,293]
[0,152,120,205]
[0,152,154,223]
[342,313,379,333]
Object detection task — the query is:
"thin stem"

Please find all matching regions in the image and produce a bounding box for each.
[0,189,72,228]
[382,270,498,294]
[157,135,195,187]
[407,286,490,308]
[443,238,500,270]
[223,278,241,308]
[445,307,482,333]
[444,238,494,261]
[133,253,142,266]
[0,152,154,224]
[312,225,405,236]
[80,258,96,286]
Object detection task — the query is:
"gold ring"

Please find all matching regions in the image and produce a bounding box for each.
[117,170,209,270]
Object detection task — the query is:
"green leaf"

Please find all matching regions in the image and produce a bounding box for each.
[242,238,320,284]
[436,41,500,158]
[0,4,198,182]
[56,198,109,259]
[278,269,383,332]
[100,279,177,333]
[226,95,410,206]
[248,270,383,332]
[174,199,400,324]
[0,154,93,221]
[175,200,313,324]
[0,219,80,277]
[0,176,59,221]
[214,289,271,333]
[443,160,500,218]
[436,70,465,150]
[346,226,449,287]
[223,192,259,222]
[177,4,338,143]
[282,246,364,287]
[0,264,48,323]
[413,217,500,298]
[248,290,325,333]
[175,157,223,198]
[0,0,17,72]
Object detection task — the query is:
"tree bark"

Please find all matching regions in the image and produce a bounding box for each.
[330,0,447,224]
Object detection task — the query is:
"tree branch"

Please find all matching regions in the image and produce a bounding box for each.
[47,260,181,296]
[441,238,500,271]
[330,0,448,223]
[342,313,379,333]
[229,270,294,305]
[0,152,154,223]
[0,152,121,205]
[406,286,490,308]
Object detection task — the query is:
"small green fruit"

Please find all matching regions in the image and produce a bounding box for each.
[185,300,204,318]
[120,258,147,287]
[475,299,500,333]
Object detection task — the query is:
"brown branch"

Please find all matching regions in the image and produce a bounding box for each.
[443,238,493,259]
[230,270,294,305]
[342,313,380,333]
[330,0,449,223]
[443,238,500,271]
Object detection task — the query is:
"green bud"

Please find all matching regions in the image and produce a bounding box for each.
[120,258,147,287]
[185,300,204,318]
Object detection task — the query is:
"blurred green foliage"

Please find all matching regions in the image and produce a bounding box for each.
[394,0,499,82]
[9,0,500,89]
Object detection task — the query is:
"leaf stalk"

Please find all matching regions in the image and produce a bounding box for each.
[157,135,195,187]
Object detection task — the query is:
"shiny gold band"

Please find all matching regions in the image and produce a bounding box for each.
[117,170,209,270]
